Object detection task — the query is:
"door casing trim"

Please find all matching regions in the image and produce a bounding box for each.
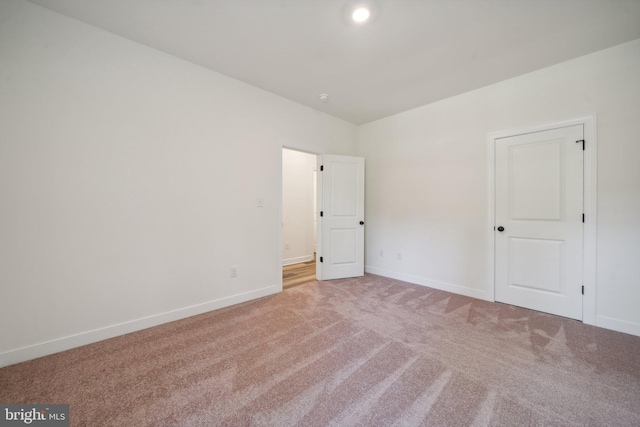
[486,115,597,325]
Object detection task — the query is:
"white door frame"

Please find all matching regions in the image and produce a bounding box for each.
[486,115,597,325]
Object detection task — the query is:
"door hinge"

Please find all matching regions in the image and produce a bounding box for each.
[576,139,585,150]
[582,213,585,223]
[320,257,323,263]
[582,285,584,295]
[320,165,324,171]
[320,211,323,217]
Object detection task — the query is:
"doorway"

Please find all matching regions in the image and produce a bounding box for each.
[282,148,317,289]
[279,149,366,288]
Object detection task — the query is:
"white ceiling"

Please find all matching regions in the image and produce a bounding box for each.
[26,0,640,125]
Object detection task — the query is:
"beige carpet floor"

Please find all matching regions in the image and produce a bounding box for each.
[1,274,639,426]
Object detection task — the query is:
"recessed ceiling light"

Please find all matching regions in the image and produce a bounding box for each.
[352,7,370,23]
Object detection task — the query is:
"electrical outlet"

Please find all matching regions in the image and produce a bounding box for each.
[397,252,402,261]
[285,242,290,250]
[379,250,384,257]
[257,198,264,208]
[230,266,238,278]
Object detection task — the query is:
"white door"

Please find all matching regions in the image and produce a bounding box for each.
[317,155,365,280]
[495,125,584,320]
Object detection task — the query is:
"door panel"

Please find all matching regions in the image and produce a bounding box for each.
[331,163,358,216]
[330,229,357,264]
[495,125,583,320]
[508,238,563,293]
[318,155,365,280]
[510,139,563,220]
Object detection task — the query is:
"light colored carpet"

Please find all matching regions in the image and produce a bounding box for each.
[1,274,639,426]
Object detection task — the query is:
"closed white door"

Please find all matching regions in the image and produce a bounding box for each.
[317,155,365,280]
[495,125,584,320]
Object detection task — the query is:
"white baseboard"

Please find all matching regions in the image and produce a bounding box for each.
[283,254,314,266]
[365,266,488,301]
[0,285,280,368]
[367,267,640,338]
[596,315,640,337]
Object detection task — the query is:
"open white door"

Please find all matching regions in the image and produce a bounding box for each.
[316,155,365,281]
[495,124,584,320]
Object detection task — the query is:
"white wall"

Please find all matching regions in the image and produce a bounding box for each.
[0,0,357,366]
[358,39,640,336]
[282,149,316,265]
